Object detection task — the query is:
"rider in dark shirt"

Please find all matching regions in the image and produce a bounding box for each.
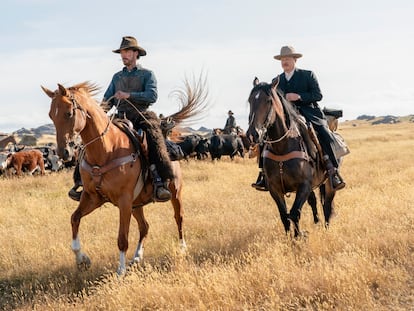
[251,46,345,191]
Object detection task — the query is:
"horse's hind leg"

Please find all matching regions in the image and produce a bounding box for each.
[321,183,336,228]
[131,206,149,264]
[170,194,186,250]
[307,190,319,224]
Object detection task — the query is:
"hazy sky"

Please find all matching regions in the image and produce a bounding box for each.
[1,0,413,133]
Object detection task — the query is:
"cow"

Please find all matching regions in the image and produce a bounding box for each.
[177,134,209,160]
[34,146,64,171]
[209,129,244,160]
[4,149,45,176]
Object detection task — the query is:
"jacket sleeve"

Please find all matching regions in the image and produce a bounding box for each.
[103,74,117,106]
[296,71,323,106]
[129,70,158,105]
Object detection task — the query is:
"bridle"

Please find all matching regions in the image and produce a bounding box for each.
[250,85,298,144]
[67,92,111,150]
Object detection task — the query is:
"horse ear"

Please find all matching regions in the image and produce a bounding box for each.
[57,83,68,97]
[271,75,280,89]
[41,86,55,98]
[253,77,259,86]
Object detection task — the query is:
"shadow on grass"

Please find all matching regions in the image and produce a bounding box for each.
[0,264,113,310]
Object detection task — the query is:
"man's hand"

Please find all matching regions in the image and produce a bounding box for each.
[114,91,130,100]
[285,93,301,101]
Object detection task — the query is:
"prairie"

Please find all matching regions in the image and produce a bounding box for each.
[0,121,413,310]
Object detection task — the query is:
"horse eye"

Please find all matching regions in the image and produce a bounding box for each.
[65,111,74,119]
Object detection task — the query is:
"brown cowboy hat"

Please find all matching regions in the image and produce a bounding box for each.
[273,46,302,60]
[112,36,147,56]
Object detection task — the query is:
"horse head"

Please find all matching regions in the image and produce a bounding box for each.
[41,83,89,161]
[247,76,286,142]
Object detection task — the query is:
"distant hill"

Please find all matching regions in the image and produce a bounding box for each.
[5,114,414,140]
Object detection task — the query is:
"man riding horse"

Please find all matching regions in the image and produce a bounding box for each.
[251,45,346,191]
[69,36,173,202]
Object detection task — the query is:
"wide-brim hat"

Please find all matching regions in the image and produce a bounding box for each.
[112,36,147,56]
[273,46,302,60]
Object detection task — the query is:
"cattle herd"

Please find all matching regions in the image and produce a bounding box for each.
[0,129,256,177]
[0,137,77,177]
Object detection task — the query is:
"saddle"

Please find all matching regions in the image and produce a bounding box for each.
[295,114,349,165]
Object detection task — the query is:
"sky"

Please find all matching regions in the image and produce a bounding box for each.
[1,0,413,133]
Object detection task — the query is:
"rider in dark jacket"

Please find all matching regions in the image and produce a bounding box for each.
[252,46,345,191]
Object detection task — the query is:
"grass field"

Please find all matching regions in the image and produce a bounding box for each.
[0,121,413,310]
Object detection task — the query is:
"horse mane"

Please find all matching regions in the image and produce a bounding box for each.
[68,81,101,98]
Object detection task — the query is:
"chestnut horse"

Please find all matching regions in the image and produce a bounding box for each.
[247,77,337,237]
[42,80,207,274]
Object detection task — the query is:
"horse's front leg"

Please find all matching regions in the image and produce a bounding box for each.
[71,196,101,271]
[307,190,319,224]
[289,184,311,237]
[270,192,290,233]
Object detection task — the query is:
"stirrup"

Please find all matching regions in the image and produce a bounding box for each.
[328,169,346,191]
[154,183,172,202]
[68,188,82,201]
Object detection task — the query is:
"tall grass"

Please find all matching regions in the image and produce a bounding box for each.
[0,122,413,310]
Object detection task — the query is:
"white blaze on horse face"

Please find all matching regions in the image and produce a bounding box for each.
[55,107,59,117]
[255,91,260,100]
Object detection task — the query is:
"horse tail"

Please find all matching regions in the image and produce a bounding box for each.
[165,74,210,126]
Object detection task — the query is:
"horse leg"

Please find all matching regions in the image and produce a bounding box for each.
[71,196,101,271]
[130,206,149,264]
[289,185,311,237]
[270,193,290,233]
[170,193,187,251]
[321,182,336,228]
[117,200,133,275]
[307,190,319,224]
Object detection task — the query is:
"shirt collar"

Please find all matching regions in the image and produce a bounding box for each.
[122,64,142,73]
[284,69,295,81]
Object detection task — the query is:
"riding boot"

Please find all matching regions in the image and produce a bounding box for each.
[251,171,268,191]
[323,155,346,190]
[68,162,83,201]
[150,164,172,202]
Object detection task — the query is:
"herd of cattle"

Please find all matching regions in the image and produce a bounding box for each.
[0,129,256,177]
[0,143,77,177]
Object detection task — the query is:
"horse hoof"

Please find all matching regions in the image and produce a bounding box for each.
[76,254,91,271]
[129,256,142,267]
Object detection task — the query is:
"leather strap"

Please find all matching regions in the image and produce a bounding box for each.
[81,153,138,177]
[263,149,309,162]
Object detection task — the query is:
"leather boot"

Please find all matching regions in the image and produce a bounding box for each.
[251,171,268,191]
[150,164,172,202]
[68,186,82,201]
[323,155,346,190]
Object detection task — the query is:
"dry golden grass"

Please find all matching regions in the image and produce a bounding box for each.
[0,122,413,310]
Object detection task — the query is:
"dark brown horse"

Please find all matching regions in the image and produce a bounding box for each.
[247,77,337,237]
[42,79,208,274]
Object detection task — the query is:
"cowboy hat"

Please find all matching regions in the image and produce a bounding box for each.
[112,36,147,56]
[273,46,302,60]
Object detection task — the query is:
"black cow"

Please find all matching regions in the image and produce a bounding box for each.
[177,134,209,160]
[209,132,244,160]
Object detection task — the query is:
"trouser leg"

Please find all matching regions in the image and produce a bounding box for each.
[251,143,268,191]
